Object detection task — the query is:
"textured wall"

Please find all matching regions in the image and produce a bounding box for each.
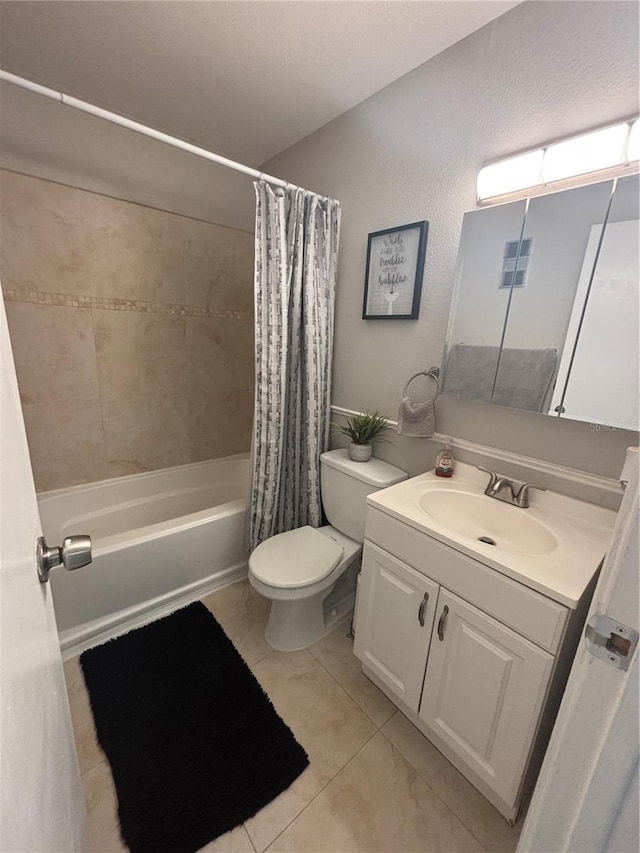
[0,82,256,233]
[0,170,255,491]
[264,0,640,479]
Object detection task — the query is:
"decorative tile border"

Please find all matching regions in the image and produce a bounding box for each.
[2,288,252,321]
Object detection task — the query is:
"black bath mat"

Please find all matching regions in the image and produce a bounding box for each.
[80,602,308,853]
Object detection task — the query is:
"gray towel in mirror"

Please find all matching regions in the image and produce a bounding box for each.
[443,345,500,403]
[492,348,557,412]
[444,344,557,413]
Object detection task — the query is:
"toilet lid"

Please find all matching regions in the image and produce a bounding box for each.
[250,526,344,589]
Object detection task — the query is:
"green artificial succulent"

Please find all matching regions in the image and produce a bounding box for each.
[333,411,392,446]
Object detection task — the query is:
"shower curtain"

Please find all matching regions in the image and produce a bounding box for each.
[248,181,341,551]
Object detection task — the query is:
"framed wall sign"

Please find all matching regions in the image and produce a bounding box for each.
[362,220,429,319]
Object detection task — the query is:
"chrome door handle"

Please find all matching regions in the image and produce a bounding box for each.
[437,605,449,641]
[37,535,92,584]
[418,592,429,627]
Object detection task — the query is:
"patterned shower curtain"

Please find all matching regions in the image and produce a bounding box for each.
[247,181,341,551]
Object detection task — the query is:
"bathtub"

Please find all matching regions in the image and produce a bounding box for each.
[38,454,250,657]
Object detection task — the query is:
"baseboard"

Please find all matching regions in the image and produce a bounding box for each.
[59,562,248,659]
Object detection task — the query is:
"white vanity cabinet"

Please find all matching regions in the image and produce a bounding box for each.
[418,588,553,808]
[354,511,596,823]
[353,545,439,712]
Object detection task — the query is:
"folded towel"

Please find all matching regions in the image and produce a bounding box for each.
[442,344,499,403]
[397,397,435,438]
[444,344,558,413]
[492,348,557,412]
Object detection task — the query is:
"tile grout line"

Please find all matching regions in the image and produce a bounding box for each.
[303,626,515,851]
[306,639,394,730]
[375,722,498,853]
[246,633,383,852]
[242,824,258,853]
[260,724,381,853]
[300,635,506,852]
[0,166,255,235]
[88,303,110,480]
[80,756,109,782]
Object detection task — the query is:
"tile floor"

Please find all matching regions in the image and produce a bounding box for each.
[63,579,523,853]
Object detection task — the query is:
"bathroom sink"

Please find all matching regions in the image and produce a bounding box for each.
[364,460,617,608]
[417,489,558,555]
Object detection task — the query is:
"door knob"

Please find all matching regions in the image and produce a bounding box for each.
[37,535,92,584]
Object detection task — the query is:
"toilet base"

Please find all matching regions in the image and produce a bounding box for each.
[264,562,359,652]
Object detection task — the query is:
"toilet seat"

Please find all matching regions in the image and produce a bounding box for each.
[249,525,344,589]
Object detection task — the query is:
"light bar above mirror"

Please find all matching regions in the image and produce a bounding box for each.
[628,119,640,162]
[477,118,639,202]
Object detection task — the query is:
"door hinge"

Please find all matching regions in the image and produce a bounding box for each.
[585,614,638,671]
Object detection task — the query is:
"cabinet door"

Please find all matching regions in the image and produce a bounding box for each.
[419,589,553,806]
[354,542,439,712]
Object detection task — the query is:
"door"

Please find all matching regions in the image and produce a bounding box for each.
[517,463,639,853]
[0,296,85,850]
[354,542,439,712]
[419,589,553,806]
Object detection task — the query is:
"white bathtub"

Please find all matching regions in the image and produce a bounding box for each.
[38,454,250,656]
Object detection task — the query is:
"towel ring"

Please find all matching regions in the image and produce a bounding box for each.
[402,368,440,403]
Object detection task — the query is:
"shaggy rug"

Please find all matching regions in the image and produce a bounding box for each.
[80,601,308,853]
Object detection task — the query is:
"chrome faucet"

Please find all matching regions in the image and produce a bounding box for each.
[477,466,547,509]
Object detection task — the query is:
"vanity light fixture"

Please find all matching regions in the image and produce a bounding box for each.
[542,123,629,183]
[476,150,544,201]
[477,118,640,203]
[628,119,640,162]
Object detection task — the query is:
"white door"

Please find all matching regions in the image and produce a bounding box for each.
[518,464,639,853]
[354,542,439,712]
[0,296,85,851]
[419,589,553,806]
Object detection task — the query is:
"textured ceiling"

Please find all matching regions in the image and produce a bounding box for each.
[0,1,519,166]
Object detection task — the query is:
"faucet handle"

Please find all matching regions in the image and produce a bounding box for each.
[477,465,498,488]
[515,482,547,508]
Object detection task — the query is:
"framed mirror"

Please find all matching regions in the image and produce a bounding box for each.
[442,176,639,430]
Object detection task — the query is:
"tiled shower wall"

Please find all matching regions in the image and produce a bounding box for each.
[0,170,255,491]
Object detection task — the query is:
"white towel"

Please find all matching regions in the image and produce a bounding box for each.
[397,397,435,438]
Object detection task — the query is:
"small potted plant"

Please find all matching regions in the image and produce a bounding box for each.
[334,411,392,462]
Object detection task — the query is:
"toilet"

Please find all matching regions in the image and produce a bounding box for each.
[248,449,407,651]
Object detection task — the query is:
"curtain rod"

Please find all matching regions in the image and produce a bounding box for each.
[0,69,321,197]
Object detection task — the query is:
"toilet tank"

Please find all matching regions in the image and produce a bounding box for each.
[320,449,407,542]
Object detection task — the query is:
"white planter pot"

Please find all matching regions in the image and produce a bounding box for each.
[348,443,372,462]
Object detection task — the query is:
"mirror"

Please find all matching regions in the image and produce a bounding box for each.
[442,176,639,430]
[556,174,639,430]
[444,200,527,402]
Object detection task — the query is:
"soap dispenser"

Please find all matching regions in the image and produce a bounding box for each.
[435,439,455,478]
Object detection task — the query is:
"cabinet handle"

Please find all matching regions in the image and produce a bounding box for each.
[418,592,429,627]
[437,605,449,641]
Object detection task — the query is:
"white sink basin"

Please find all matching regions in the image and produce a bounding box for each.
[365,461,617,608]
[418,490,558,555]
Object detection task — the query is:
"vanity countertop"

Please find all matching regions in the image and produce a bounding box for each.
[366,461,617,608]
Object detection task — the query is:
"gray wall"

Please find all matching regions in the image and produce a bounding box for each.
[264,0,639,479]
[0,82,256,232]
